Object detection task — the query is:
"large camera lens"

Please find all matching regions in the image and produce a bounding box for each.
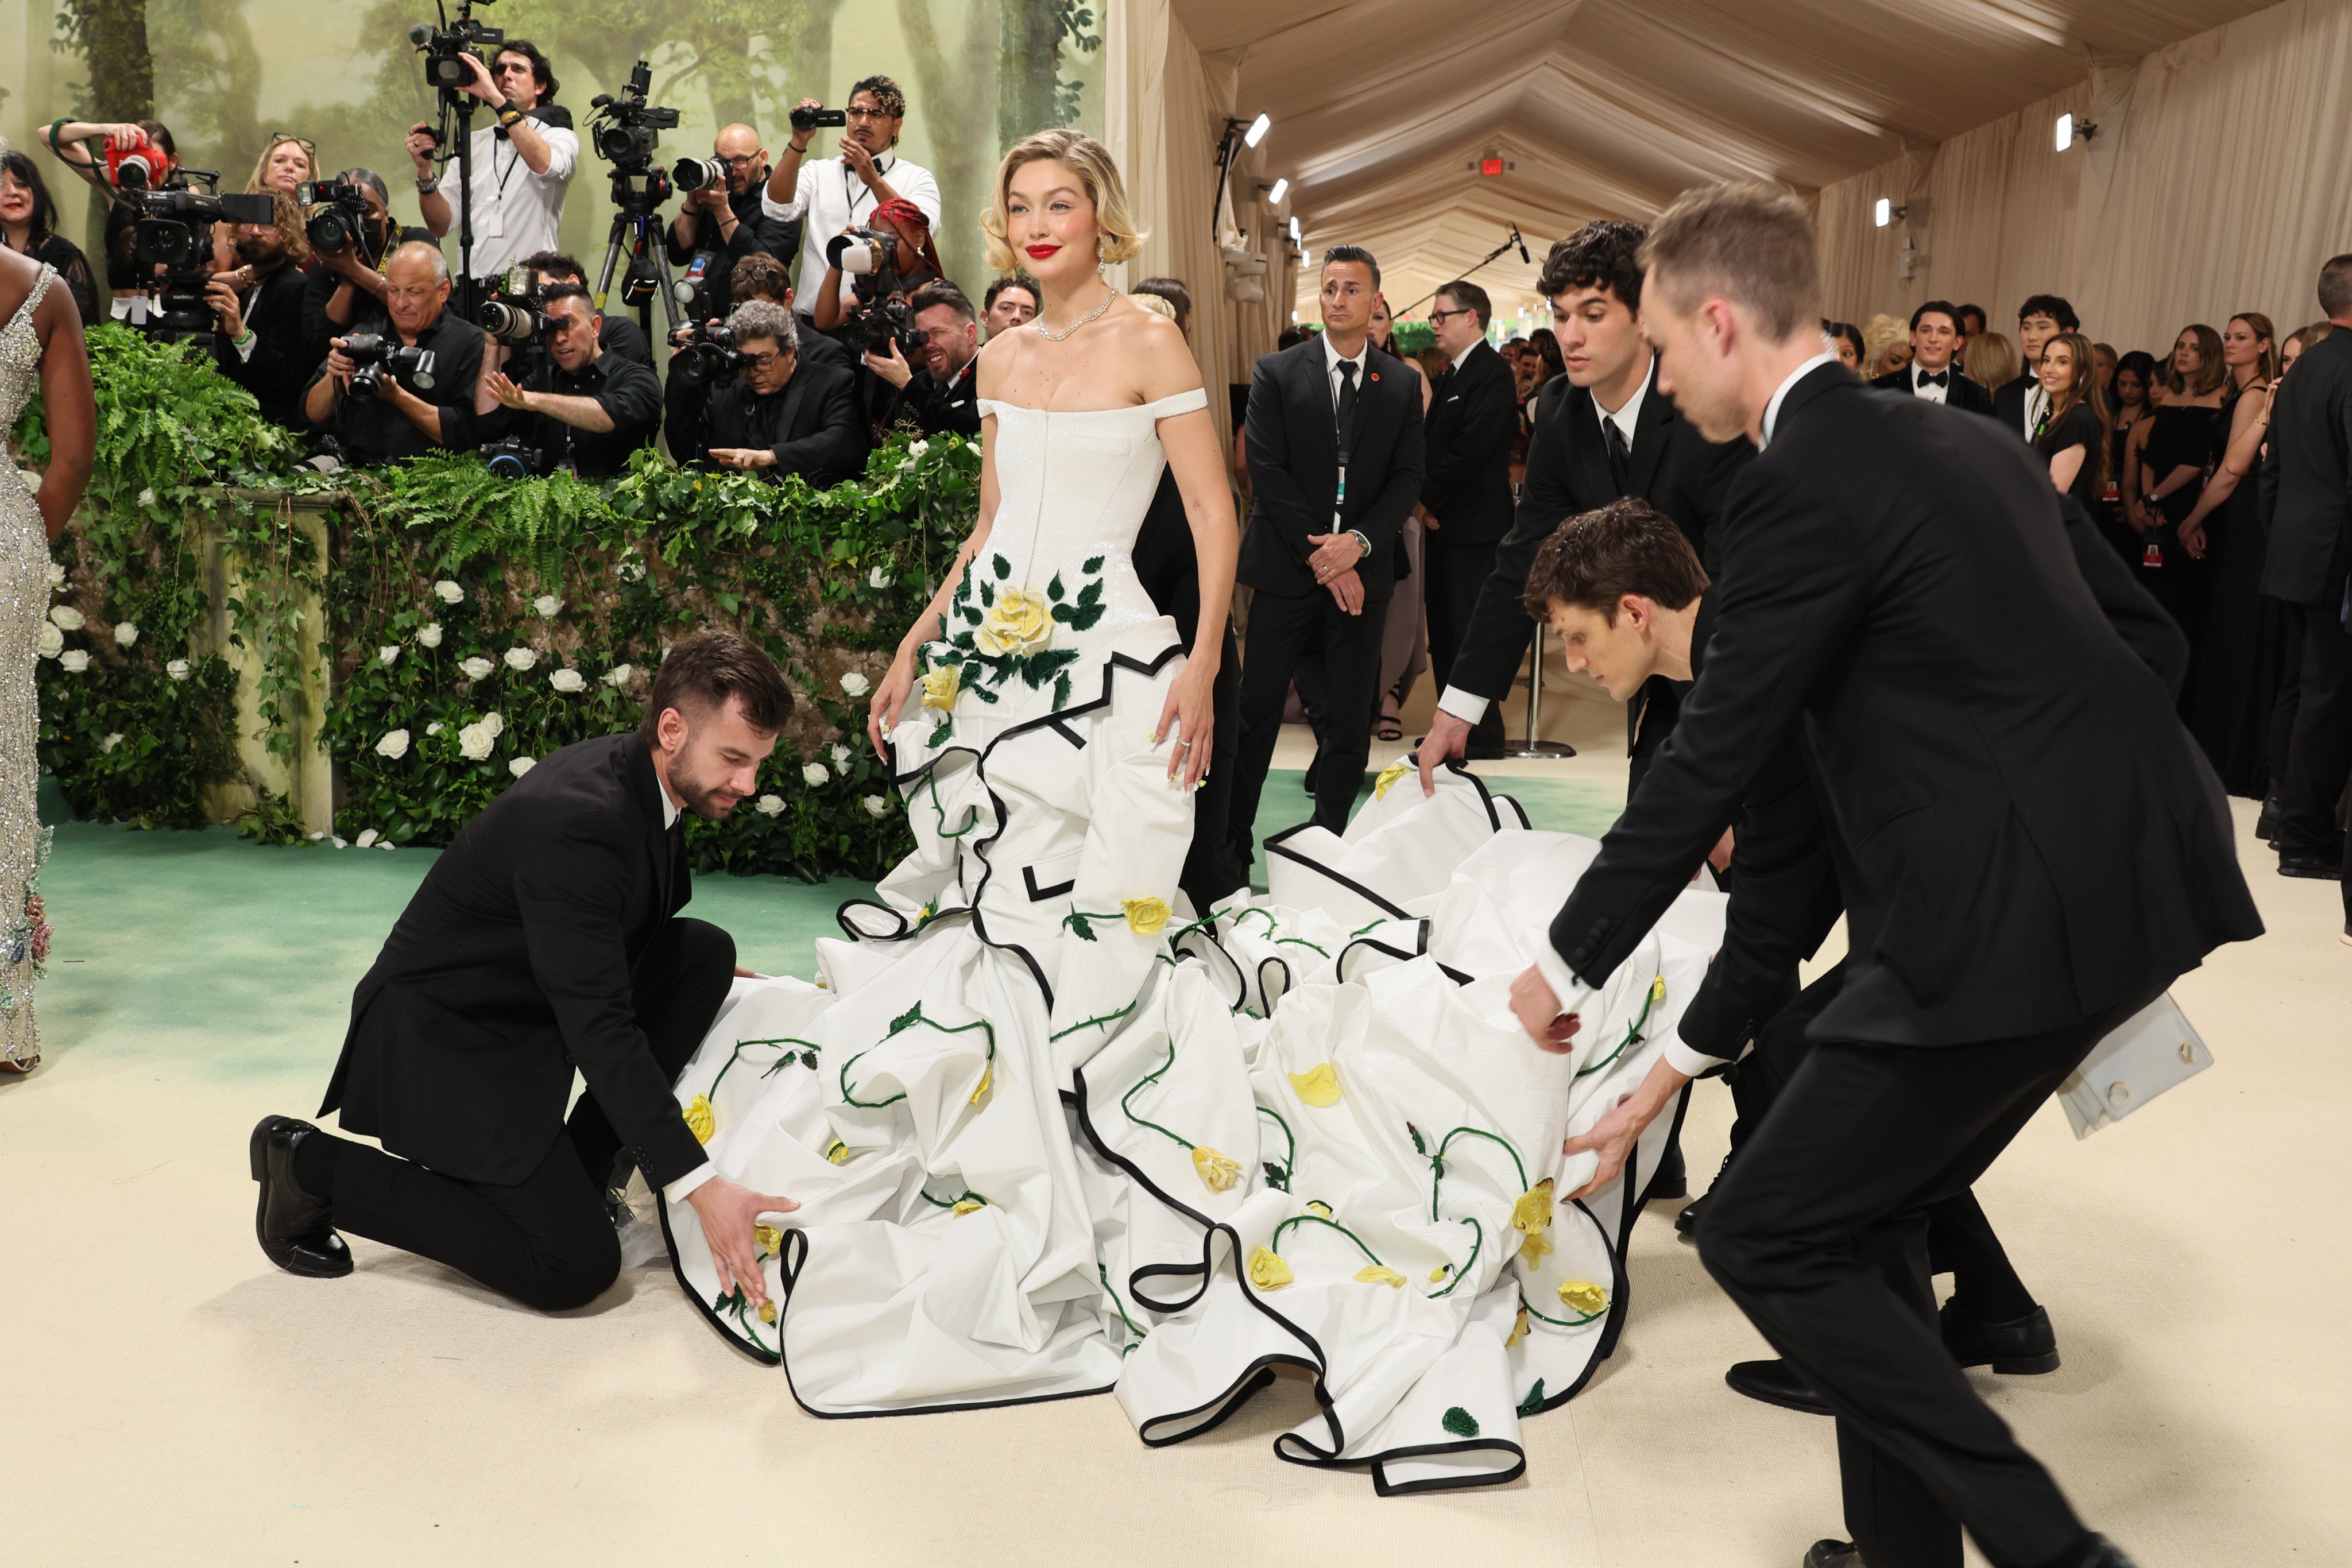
[477,299,545,343]
[307,209,353,253]
[673,157,728,192]
[826,230,897,277]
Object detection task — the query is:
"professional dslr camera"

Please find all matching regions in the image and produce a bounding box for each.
[479,439,543,478]
[590,59,680,171]
[342,333,439,400]
[476,268,554,345]
[825,229,930,359]
[667,321,745,389]
[121,171,276,347]
[408,0,503,93]
[297,179,376,257]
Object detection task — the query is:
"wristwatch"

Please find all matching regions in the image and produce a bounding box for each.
[416,175,438,195]
[1348,529,1373,562]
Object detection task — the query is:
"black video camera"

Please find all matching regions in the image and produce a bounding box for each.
[846,295,928,361]
[297,179,376,256]
[590,59,680,170]
[123,173,276,346]
[343,333,439,400]
[789,104,848,133]
[408,0,504,92]
[668,321,745,389]
[480,439,542,478]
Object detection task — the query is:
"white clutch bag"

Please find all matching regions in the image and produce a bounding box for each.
[2056,992,2212,1139]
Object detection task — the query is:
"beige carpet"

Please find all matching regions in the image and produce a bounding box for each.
[7,684,2346,1565]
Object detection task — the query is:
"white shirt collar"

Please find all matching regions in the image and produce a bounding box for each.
[1761,352,1840,449]
[659,784,680,830]
[1595,358,1650,442]
[1321,330,1368,379]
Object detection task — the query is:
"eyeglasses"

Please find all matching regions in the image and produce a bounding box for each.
[1428,307,1475,326]
[743,349,790,369]
[717,151,762,168]
[267,133,316,152]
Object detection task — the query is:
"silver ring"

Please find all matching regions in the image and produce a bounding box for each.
[1175,739,1192,749]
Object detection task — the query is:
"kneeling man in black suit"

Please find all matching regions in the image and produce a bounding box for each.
[252,630,801,1317]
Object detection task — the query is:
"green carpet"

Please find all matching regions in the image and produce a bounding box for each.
[31,767,1621,1080]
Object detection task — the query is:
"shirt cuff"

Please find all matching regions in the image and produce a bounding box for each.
[760,189,807,223]
[1438,685,1492,725]
[1663,1026,1732,1079]
[1530,942,1594,1028]
[232,329,260,363]
[663,1162,715,1204]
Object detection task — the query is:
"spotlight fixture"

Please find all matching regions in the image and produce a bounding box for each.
[1287,215,1301,242]
[1245,113,1271,148]
[2055,112,2098,151]
[1873,197,1909,228]
[1268,177,1289,206]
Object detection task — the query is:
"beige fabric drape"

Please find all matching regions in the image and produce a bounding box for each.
[1821,0,2352,355]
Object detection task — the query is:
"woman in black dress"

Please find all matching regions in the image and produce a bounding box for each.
[2129,323,2227,638]
[2032,331,2107,506]
[0,152,96,325]
[2102,351,2158,562]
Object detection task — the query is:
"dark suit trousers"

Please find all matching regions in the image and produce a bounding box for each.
[1697,990,2150,1568]
[1423,535,1506,754]
[304,917,736,1311]
[1233,584,1388,860]
[2277,565,2352,901]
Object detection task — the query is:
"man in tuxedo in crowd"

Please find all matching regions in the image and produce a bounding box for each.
[1418,278,1520,758]
[1230,245,1425,861]
[667,300,870,486]
[1994,293,2078,441]
[862,280,982,438]
[2258,252,2352,921]
[252,631,804,1315]
[1872,300,1995,416]
[1517,182,2258,1568]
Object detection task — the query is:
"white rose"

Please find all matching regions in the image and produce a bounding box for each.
[755,794,786,816]
[58,650,88,673]
[425,722,443,736]
[458,723,494,761]
[868,564,892,590]
[330,836,348,849]
[603,663,633,687]
[99,733,123,754]
[48,605,83,631]
[801,762,829,788]
[45,562,65,589]
[830,744,852,773]
[165,657,189,681]
[839,671,871,698]
[137,487,157,508]
[509,756,536,778]
[378,645,400,665]
[459,656,494,681]
[504,646,537,672]
[532,594,562,617]
[481,711,505,738]
[549,668,586,693]
[417,622,443,648]
[36,624,62,660]
[114,621,138,647]
[907,439,929,458]
[862,795,889,818]
[376,729,411,760]
[355,828,380,848]
[434,580,465,604]
[620,554,647,582]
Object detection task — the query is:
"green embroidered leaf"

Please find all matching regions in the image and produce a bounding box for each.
[1047,572,1066,601]
[1052,671,1071,709]
[1262,1162,1290,1190]
[1077,579,1103,608]
[1082,555,1104,574]
[992,553,1011,580]
[929,719,951,748]
[1065,602,1105,632]
[960,604,983,624]
[799,1050,819,1070]
[1051,603,1073,624]
[888,1001,925,1036]
[969,683,999,704]
[979,579,996,607]
[1408,1122,1426,1154]
[1517,1381,1546,1417]
[1441,1406,1480,1438]
[1068,913,1096,941]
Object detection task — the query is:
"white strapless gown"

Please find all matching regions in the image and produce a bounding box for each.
[659,389,1726,1495]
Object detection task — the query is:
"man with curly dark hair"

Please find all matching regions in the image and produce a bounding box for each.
[762,73,941,324]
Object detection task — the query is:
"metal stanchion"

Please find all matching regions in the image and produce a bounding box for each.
[1502,622,1577,758]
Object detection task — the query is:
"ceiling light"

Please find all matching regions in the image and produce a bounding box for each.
[1245,114,1271,148]
[1874,198,1891,228]
[1287,215,1300,242]
[1268,177,1289,206]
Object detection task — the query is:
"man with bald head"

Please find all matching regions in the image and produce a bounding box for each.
[301,240,486,465]
[666,122,799,315]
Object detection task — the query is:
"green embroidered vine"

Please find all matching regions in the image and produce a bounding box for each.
[1576,974,1666,1079]
[839,1000,997,1108]
[1256,1105,1296,1189]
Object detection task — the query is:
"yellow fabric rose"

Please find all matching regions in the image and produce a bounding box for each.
[1192,1146,1242,1192]
[1288,1062,1343,1107]
[1518,1228,1553,1269]
[753,1224,784,1255]
[1558,1280,1610,1317]
[974,587,1053,657]
[920,665,960,710]
[1304,1200,1332,1218]
[824,1138,850,1165]
[757,1298,777,1325]
[1649,974,1666,1006]
[1123,896,1172,936]
[1355,1265,1406,1288]
[1429,1265,1450,1283]
[1511,1178,1555,1236]
[970,1066,992,1106]
[951,1198,986,1216]
[1507,1306,1530,1347]
[1373,760,1411,800]
[1247,1247,1294,1290]
[683,1094,715,1143]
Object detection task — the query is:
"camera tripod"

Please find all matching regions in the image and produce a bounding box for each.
[594,165,683,339]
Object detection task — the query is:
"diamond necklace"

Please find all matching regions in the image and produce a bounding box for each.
[1035,286,1117,342]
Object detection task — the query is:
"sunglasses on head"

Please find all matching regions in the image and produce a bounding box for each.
[268,133,316,152]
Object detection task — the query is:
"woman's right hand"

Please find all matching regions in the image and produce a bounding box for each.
[867,645,916,757]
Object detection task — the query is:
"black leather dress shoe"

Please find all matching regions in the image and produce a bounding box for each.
[1802,1539,1862,1568]
[2255,792,2280,844]
[250,1116,353,1278]
[1302,754,1321,795]
[2278,851,2344,880]
[2079,1536,2140,1567]
[1677,1148,1735,1238]
[1941,1298,2059,1374]
[1645,1137,1688,1202]
[1727,1357,1831,1415]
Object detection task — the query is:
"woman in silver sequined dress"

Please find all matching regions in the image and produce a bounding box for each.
[0,224,98,1073]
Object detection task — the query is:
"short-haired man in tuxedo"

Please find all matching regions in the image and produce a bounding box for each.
[1994,293,2079,441]
[252,630,805,1317]
[2258,251,2352,916]
[1418,277,1520,758]
[1229,245,1425,860]
[861,279,981,438]
[1518,182,2257,1568]
[667,299,870,486]
[1872,300,1995,415]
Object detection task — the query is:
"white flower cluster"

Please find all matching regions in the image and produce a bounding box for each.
[839,671,871,698]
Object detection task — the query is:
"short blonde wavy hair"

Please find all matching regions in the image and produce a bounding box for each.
[981,128,1147,275]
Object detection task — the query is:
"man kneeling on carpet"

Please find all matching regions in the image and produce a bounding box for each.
[252,630,802,1314]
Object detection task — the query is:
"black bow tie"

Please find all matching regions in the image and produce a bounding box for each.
[1918,369,1949,388]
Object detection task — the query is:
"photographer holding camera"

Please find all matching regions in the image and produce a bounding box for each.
[666,124,795,316]
[862,279,980,438]
[303,241,484,464]
[207,192,314,431]
[666,299,866,487]
[300,168,397,363]
[37,116,179,304]
[761,77,939,324]
[406,40,576,289]
[516,250,651,366]
[449,282,660,479]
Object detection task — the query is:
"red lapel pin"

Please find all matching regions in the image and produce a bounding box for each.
[1370,371,1381,382]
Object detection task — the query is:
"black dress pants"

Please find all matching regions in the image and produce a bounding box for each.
[1231,583,1388,864]
[2276,568,2352,907]
[304,917,737,1311]
[1422,534,1505,755]
[1697,989,2151,1568]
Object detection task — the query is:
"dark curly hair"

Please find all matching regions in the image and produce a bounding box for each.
[1538,219,1647,311]
[1522,497,1708,625]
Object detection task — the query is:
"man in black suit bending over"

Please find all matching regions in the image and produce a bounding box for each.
[251,631,802,1318]
[1871,300,1995,417]
[1418,278,1520,758]
[1231,245,1425,860]
[1515,184,2258,1568]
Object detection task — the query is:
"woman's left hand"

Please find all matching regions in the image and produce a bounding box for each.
[1153,659,1215,790]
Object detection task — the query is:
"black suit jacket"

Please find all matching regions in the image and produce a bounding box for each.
[1449,362,1750,705]
[320,733,707,1188]
[2258,327,2352,605]
[1419,339,1518,545]
[671,357,871,487]
[1550,365,2260,1047]
[1993,373,2036,440]
[1239,337,1425,598]
[215,263,315,432]
[1871,365,1997,418]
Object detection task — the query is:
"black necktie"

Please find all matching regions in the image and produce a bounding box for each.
[1604,417,1631,494]
[1334,360,1359,464]
[1918,369,1949,388]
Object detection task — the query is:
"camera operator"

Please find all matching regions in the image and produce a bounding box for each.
[303,241,484,464]
[37,116,178,303]
[516,250,651,366]
[406,40,577,289]
[981,274,1039,339]
[761,76,940,326]
[666,123,795,316]
[862,280,979,438]
[808,199,941,334]
[301,168,397,363]
[207,192,314,431]
[450,283,660,479]
[668,299,867,487]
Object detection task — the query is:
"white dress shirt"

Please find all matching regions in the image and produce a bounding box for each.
[434,118,579,280]
[1906,361,1955,404]
[1320,331,1376,560]
[760,149,943,315]
[2020,379,2050,440]
[654,783,715,1203]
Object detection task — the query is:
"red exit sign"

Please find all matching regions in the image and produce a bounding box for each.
[1480,156,1504,176]
[1468,154,1514,176]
